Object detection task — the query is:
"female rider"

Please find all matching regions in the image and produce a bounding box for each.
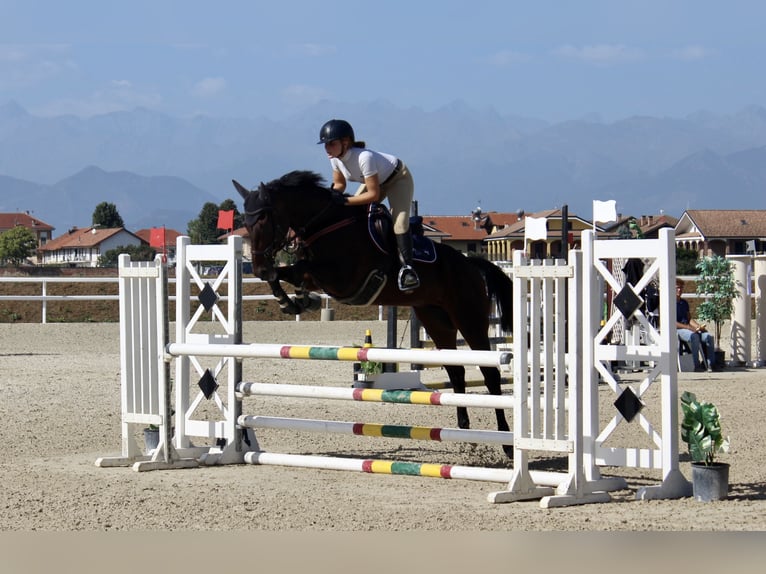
[317,118,419,291]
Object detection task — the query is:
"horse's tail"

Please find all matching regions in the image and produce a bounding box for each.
[466,257,514,332]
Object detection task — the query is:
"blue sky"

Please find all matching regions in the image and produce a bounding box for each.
[2,1,766,122]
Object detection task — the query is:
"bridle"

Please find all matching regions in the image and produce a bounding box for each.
[243,187,288,260]
[244,185,351,260]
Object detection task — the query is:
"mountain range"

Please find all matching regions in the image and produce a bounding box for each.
[2,99,766,236]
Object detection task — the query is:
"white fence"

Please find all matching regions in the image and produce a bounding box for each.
[0,275,335,323]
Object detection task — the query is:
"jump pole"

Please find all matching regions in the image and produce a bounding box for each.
[168,342,511,369]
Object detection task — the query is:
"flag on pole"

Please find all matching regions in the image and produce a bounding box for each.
[593,199,617,224]
[525,216,548,242]
[217,209,234,231]
[149,227,166,249]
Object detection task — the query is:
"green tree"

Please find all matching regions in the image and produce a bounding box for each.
[676,247,699,275]
[0,226,38,265]
[187,201,226,244]
[695,255,740,349]
[98,244,157,267]
[219,198,244,230]
[93,202,125,228]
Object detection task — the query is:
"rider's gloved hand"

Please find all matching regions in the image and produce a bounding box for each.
[331,191,348,205]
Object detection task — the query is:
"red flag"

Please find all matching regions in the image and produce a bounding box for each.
[217,209,234,231]
[149,227,166,248]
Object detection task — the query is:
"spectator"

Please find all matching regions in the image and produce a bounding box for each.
[675,279,715,372]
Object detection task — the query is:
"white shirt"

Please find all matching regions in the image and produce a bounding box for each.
[330,147,398,183]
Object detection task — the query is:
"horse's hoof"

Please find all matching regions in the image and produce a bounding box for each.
[502,444,514,459]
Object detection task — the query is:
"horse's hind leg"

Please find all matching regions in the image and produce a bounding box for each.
[458,317,513,458]
[413,306,470,429]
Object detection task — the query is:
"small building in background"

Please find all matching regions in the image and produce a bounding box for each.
[38,226,145,267]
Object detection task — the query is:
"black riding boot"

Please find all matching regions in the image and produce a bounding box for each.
[395,233,420,291]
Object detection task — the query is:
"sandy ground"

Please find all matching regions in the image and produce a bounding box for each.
[1,320,765,534]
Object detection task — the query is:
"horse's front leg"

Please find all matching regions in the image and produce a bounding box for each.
[444,365,470,429]
[268,279,303,315]
[268,262,311,315]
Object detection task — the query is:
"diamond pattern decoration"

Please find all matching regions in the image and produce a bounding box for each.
[613,284,642,320]
[614,386,643,422]
[198,282,218,311]
[198,368,219,400]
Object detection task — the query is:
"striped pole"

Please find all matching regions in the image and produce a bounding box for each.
[244,451,567,486]
[239,415,513,445]
[167,342,511,368]
[237,382,513,410]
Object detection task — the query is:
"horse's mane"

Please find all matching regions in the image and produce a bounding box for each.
[265,170,328,194]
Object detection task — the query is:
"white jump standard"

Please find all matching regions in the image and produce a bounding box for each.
[97,231,692,507]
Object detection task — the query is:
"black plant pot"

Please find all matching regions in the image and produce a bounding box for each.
[691,462,729,501]
[713,350,726,370]
[143,428,160,455]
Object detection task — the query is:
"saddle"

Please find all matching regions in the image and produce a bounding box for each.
[336,204,436,306]
[367,204,437,263]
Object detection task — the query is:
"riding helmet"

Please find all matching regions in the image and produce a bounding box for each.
[317,119,354,144]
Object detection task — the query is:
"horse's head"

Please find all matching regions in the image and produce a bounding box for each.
[233,179,289,281]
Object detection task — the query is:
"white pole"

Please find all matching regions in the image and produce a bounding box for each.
[754,255,766,367]
[168,342,511,368]
[727,255,751,366]
[237,381,514,409]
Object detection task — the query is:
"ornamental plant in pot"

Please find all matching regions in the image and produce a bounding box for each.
[694,255,740,369]
[680,391,731,501]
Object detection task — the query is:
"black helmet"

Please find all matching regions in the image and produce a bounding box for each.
[317,119,354,144]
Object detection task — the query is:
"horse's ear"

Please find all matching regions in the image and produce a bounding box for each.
[232,179,249,199]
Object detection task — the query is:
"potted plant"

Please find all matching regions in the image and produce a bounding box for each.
[143,424,160,454]
[694,255,740,368]
[680,391,731,501]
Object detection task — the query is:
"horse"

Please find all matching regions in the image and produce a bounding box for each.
[233,170,515,457]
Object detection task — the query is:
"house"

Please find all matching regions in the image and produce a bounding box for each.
[419,209,520,255]
[0,212,55,263]
[674,210,766,256]
[38,226,146,267]
[134,227,184,265]
[484,209,612,261]
[224,228,253,262]
[602,213,679,239]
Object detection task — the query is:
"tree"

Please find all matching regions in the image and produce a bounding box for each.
[187,201,227,244]
[93,202,125,228]
[98,244,157,267]
[0,226,38,265]
[219,198,244,230]
[676,247,699,275]
[695,255,740,350]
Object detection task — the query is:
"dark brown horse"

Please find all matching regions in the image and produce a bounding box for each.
[234,170,514,456]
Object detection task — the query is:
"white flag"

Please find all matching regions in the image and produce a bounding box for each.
[593,199,617,223]
[525,216,548,242]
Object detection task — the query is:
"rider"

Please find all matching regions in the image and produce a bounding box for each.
[317,118,420,292]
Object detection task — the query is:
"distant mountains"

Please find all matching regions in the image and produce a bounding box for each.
[0,167,217,234]
[2,99,766,236]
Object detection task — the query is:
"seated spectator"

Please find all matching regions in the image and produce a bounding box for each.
[675,279,715,372]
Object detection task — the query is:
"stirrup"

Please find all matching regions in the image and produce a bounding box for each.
[398,266,420,291]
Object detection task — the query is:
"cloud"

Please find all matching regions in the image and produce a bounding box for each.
[192,77,226,98]
[33,82,162,117]
[282,84,330,107]
[489,50,530,67]
[0,44,75,89]
[287,43,337,58]
[672,44,715,61]
[554,44,643,65]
